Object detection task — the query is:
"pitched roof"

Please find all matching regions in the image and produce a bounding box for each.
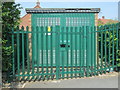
[34,5,41,8]
[98,16,118,24]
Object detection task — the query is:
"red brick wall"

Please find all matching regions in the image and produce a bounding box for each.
[19,14,31,30]
[95,13,98,26]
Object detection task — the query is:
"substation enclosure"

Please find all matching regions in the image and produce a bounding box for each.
[26,8,100,67]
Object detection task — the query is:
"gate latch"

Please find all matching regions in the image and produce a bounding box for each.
[60,44,70,48]
[60,44,66,47]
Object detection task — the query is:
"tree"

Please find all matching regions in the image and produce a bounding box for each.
[2,2,22,39]
[2,2,22,72]
[98,20,104,26]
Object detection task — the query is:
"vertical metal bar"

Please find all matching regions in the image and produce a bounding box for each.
[46,26,49,80]
[96,26,99,75]
[112,24,115,70]
[70,27,73,78]
[32,26,35,80]
[90,26,92,76]
[39,14,41,57]
[45,14,49,80]
[86,26,89,77]
[50,26,53,80]
[62,27,64,79]
[17,26,20,80]
[100,26,103,74]
[26,26,30,80]
[94,26,97,75]
[62,13,66,79]
[43,16,46,80]
[21,26,25,79]
[84,14,88,77]
[41,26,44,80]
[116,23,119,71]
[108,25,111,72]
[97,26,100,74]
[81,26,84,77]
[56,26,60,80]
[36,26,40,79]
[89,14,92,76]
[73,14,75,78]
[89,26,93,76]
[36,26,38,78]
[66,26,69,79]
[46,14,49,79]
[95,26,97,75]
[104,25,107,73]
[83,26,85,77]
[12,28,15,78]
[91,26,93,75]
[75,27,77,78]
[84,13,87,77]
[40,14,44,80]
[79,27,82,77]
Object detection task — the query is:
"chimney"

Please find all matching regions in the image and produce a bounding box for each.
[36,0,40,6]
[102,16,105,19]
[34,0,41,8]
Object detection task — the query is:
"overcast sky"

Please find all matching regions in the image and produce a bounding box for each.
[16,1,119,20]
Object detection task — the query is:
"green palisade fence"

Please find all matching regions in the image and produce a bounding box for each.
[9,23,120,82]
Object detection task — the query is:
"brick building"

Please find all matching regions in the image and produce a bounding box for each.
[19,1,41,30]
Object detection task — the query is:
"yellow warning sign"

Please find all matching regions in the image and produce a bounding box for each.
[48,26,51,32]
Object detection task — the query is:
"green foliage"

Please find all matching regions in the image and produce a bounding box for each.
[98,23,120,68]
[98,20,120,67]
[98,20,104,26]
[2,2,22,72]
[2,40,13,72]
[117,48,120,67]
[2,2,22,39]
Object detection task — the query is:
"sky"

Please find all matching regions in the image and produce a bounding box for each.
[16,1,119,20]
[15,0,120,2]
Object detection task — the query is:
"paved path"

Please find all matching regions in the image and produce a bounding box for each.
[24,72,118,88]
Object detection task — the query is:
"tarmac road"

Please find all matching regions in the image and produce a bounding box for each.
[24,72,118,88]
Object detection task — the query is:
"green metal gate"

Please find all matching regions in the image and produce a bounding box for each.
[32,13,95,67]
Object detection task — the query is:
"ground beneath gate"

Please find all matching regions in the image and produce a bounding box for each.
[24,72,118,88]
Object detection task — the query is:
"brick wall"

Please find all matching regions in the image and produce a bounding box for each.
[19,14,31,30]
[95,13,98,26]
[20,14,32,61]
